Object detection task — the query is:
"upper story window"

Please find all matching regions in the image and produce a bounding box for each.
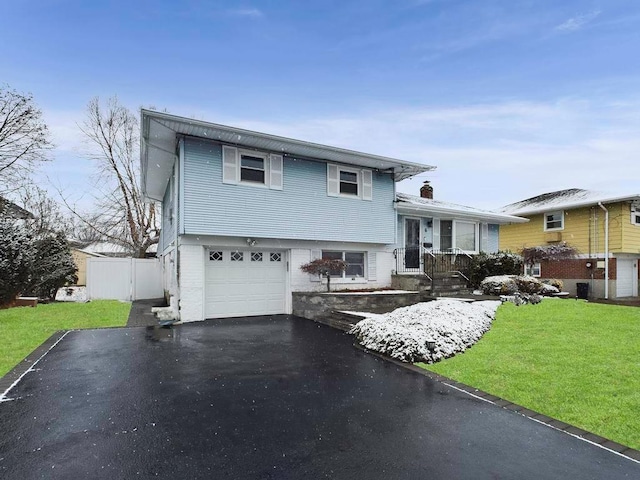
[339,169,359,196]
[222,145,283,190]
[327,164,372,200]
[632,212,640,226]
[544,211,564,231]
[240,151,267,184]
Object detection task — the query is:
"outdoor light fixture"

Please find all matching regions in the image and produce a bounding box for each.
[246,238,257,247]
[426,340,436,351]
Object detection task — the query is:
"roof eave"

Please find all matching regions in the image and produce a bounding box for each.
[396,203,528,224]
[504,194,640,216]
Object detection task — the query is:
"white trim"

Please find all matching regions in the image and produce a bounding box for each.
[631,211,640,226]
[361,169,373,201]
[524,262,541,277]
[543,210,564,231]
[338,165,361,198]
[321,250,367,280]
[238,149,268,187]
[403,217,422,249]
[269,153,283,190]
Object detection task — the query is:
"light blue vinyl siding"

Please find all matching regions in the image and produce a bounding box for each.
[161,177,175,251]
[488,224,499,253]
[182,138,396,243]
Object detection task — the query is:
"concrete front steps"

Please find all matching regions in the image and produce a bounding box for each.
[392,273,472,297]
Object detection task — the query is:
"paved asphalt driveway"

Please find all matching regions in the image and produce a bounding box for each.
[1,316,637,479]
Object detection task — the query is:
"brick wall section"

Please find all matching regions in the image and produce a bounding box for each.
[541,259,616,280]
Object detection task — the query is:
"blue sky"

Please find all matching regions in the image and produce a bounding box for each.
[2,0,640,209]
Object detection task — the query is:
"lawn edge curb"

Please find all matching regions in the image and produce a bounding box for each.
[0,330,68,400]
[352,342,640,464]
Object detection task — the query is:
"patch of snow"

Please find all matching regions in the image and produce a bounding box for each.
[327,290,419,295]
[338,310,386,320]
[350,299,501,364]
[55,286,88,303]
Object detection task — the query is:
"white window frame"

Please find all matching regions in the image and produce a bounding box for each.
[544,210,564,231]
[438,220,479,253]
[525,262,541,277]
[338,166,360,198]
[631,211,640,226]
[321,250,366,280]
[239,149,268,187]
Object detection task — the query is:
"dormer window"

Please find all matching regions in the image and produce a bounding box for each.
[544,211,564,231]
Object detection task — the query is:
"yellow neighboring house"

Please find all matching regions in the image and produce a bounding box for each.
[70,248,104,286]
[500,189,640,299]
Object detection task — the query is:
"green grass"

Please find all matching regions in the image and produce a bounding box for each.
[421,300,640,450]
[0,301,131,378]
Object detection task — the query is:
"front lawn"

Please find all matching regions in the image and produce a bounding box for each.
[421,300,640,450]
[0,301,130,378]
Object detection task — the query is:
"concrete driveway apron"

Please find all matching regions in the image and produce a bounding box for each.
[1,315,638,479]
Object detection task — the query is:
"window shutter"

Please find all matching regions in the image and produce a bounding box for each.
[367,252,377,281]
[269,154,283,190]
[310,249,322,282]
[361,169,373,200]
[222,145,239,184]
[433,219,441,250]
[327,164,339,197]
[481,223,489,252]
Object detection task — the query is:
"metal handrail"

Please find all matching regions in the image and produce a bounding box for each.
[451,270,470,282]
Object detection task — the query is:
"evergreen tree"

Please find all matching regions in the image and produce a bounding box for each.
[27,232,77,300]
[0,220,33,305]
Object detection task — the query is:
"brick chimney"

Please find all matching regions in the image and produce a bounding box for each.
[420,181,433,199]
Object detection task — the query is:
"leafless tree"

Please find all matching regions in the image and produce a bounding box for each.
[71,97,158,257]
[0,85,52,192]
[16,184,71,238]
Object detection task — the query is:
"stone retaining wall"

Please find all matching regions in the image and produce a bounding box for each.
[292,291,429,321]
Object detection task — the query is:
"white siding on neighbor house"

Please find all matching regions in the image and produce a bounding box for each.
[176,234,394,322]
[181,138,396,244]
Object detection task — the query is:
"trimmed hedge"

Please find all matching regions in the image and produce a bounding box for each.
[469,251,524,288]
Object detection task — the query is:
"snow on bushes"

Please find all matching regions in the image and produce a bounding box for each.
[350,299,501,364]
[480,274,561,296]
[479,275,519,295]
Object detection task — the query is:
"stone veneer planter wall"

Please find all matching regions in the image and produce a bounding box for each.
[292,291,430,321]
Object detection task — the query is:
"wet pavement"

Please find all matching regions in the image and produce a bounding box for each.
[0,315,637,479]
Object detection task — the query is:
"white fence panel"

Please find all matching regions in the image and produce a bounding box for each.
[133,259,164,300]
[87,258,163,301]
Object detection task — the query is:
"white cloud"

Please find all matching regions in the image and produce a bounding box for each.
[555,10,601,32]
[214,97,640,209]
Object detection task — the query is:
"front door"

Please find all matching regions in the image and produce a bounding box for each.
[404,218,421,269]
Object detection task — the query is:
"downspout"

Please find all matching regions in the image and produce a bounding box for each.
[598,202,609,299]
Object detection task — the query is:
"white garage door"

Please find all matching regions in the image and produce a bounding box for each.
[205,249,287,319]
[616,258,637,298]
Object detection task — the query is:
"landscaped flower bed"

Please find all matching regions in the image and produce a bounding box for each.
[350,299,501,363]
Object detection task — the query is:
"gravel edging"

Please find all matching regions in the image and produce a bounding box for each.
[353,342,640,464]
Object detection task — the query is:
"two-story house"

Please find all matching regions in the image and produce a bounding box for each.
[500,189,640,299]
[141,110,434,321]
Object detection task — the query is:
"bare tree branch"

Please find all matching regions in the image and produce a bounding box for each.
[76,97,159,257]
[0,85,52,192]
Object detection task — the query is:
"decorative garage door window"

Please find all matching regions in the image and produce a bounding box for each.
[231,251,244,262]
[270,253,282,262]
[251,252,263,262]
[209,251,223,261]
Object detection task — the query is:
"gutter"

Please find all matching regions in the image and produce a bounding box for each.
[598,202,609,299]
